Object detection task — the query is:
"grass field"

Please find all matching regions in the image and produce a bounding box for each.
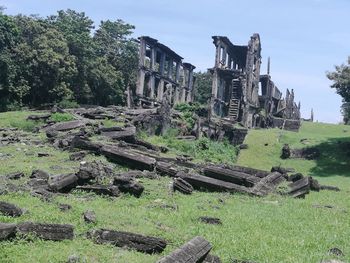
[0,111,349,263]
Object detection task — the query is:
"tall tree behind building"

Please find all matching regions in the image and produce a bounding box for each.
[193,71,212,105]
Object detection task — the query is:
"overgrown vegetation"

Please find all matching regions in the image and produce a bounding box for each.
[147,129,238,164]
[0,9,138,111]
[174,102,201,130]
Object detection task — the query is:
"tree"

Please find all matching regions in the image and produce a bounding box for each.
[193,71,212,104]
[49,9,95,103]
[93,19,138,103]
[12,15,77,106]
[327,57,350,123]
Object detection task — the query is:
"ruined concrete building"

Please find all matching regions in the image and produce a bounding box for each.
[209,34,301,131]
[135,36,196,108]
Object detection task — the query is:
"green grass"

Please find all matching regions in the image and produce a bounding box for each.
[1,113,350,263]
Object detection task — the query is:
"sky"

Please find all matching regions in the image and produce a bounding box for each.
[1,0,349,123]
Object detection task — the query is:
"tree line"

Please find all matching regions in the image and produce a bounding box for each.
[0,8,138,111]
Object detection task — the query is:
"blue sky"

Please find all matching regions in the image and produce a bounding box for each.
[1,0,349,123]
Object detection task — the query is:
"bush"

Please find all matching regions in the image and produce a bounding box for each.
[50,113,74,122]
[58,98,79,109]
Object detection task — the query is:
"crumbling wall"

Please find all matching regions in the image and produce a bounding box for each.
[209,34,301,132]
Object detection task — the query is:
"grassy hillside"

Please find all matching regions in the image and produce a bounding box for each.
[0,112,349,263]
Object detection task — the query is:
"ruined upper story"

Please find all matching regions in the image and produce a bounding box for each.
[136,36,196,106]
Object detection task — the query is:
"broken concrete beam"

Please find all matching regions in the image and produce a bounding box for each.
[157,236,212,263]
[115,170,158,179]
[0,201,23,217]
[88,229,167,254]
[69,151,87,161]
[31,188,54,201]
[76,161,113,183]
[250,172,285,197]
[310,177,320,191]
[37,152,51,157]
[45,120,85,132]
[288,177,311,198]
[223,165,270,178]
[176,172,250,194]
[30,169,50,180]
[320,185,340,192]
[76,185,120,197]
[28,178,49,190]
[173,177,194,194]
[98,126,125,132]
[288,173,304,182]
[71,136,103,153]
[271,166,295,174]
[48,174,78,193]
[83,112,114,120]
[203,166,260,187]
[202,254,222,263]
[113,176,144,197]
[100,126,136,141]
[27,113,51,121]
[199,217,222,225]
[132,138,168,152]
[5,172,24,180]
[17,222,74,241]
[156,162,180,177]
[0,223,17,240]
[101,145,156,171]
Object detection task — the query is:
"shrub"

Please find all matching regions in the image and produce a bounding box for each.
[50,113,74,122]
[58,98,79,109]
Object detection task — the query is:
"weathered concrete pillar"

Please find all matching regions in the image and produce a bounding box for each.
[149,75,155,101]
[159,52,166,76]
[157,52,166,101]
[211,70,218,99]
[215,44,221,67]
[150,48,156,71]
[166,83,173,105]
[148,48,156,102]
[136,39,146,96]
[175,62,180,83]
[136,71,145,97]
[187,70,194,103]
[168,59,174,79]
[174,86,179,105]
[221,47,227,68]
[157,79,164,101]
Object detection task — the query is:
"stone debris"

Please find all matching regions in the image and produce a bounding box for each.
[172,177,194,194]
[17,222,74,241]
[88,229,167,254]
[199,217,222,225]
[83,210,96,224]
[0,201,23,217]
[157,236,219,263]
